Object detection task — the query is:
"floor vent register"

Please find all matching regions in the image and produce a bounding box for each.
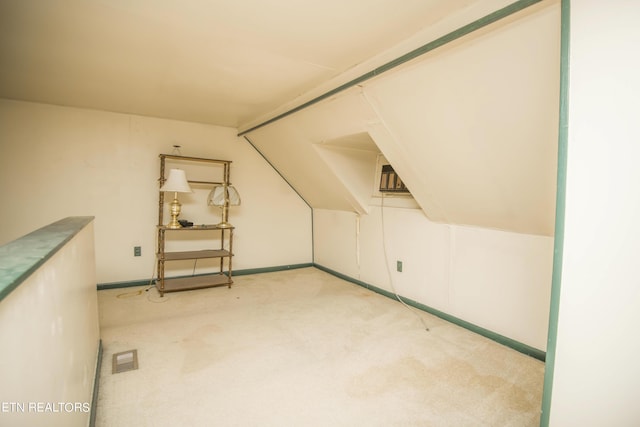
[112,349,139,374]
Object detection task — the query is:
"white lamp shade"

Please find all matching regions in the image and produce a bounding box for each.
[160,169,192,193]
[208,185,241,206]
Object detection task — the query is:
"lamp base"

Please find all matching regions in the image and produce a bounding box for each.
[167,216,182,229]
[167,196,182,228]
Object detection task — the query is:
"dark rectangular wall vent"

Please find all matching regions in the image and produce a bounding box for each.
[379,165,410,193]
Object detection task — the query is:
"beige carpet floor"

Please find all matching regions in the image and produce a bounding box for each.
[96,267,544,426]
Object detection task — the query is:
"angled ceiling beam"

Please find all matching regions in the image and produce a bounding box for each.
[238,0,542,137]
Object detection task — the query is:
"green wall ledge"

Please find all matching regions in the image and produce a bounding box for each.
[0,216,95,302]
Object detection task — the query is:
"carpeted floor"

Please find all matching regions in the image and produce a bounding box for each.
[96,267,544,426]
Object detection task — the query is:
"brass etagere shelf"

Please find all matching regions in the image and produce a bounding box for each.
[156,154,234,296]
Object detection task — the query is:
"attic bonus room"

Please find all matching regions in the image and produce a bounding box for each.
[2,1,640,426]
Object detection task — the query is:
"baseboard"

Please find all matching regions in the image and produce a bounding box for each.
[313,263,546,362]
[97,279,151,290]
[96,263,314,290]
[232,263,313,276]
[89,339,103,427]
[97,263,544,361]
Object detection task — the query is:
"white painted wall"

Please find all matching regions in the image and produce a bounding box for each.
[548,1,640,425]
[0,222,98,427]
[0,100,312,284]
[314,206,553,350]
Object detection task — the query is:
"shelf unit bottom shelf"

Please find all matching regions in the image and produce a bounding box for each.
[157,273,232,294]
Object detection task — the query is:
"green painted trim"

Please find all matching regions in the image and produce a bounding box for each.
[232,263,313,276]
[97,263,314,290]
[311,209,315,264]
[540,0,570,425]
[314,263,546,362]
[97,279,152,290]
[238,0,542,137]
[0,216,95,302]
[242,136,313,209]
[89,339,103,427]
[99,261,546,361]
[242,135,315,261]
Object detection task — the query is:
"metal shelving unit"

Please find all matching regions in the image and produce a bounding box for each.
[156,155,234,296]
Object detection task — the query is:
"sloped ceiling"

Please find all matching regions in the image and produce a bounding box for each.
[245,91,379,213]
[246,1,560,236]
[0,0,560,236]
[0,0,508,128]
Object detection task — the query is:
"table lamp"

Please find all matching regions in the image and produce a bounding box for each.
[207,184,241,228]
[160,168,192,228]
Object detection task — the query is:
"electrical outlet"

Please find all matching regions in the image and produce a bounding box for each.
[134,246,141,257]
[396,260,403,272]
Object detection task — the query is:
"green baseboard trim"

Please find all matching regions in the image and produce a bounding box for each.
[313,263,546,362]
[89,339,103,427]
[232,263,314,276]
[97,263,314,290]
[97,279,152,290]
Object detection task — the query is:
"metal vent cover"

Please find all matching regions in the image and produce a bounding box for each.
[112,349,138,374]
